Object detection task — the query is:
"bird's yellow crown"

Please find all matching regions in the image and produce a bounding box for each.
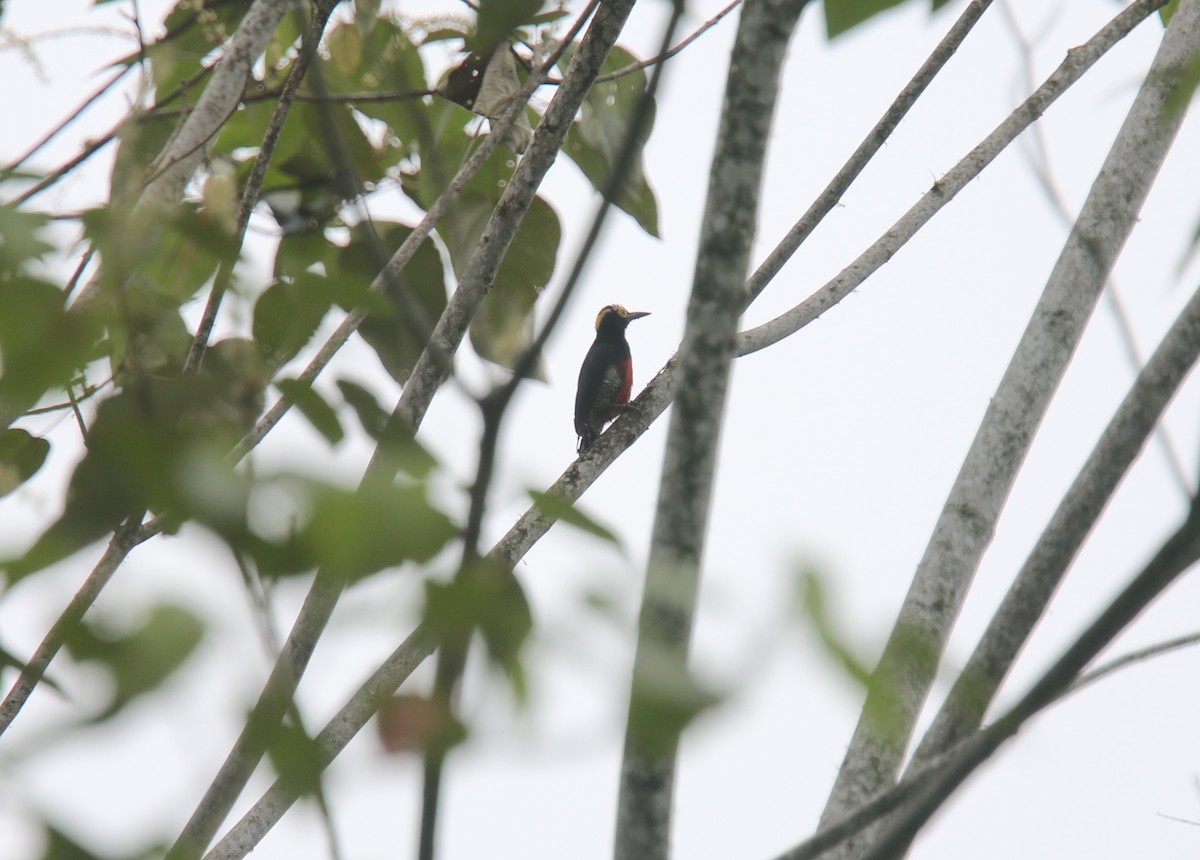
[595,304,631,330]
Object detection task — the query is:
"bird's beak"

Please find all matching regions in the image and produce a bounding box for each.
[626,311,650,321]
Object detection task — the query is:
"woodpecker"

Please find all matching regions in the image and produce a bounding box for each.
[574,304,650,454]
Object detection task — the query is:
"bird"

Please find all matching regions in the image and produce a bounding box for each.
[574,304,650,454]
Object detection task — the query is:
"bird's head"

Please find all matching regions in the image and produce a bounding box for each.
[595,304,650,333]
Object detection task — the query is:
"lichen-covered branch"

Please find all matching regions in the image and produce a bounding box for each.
[816,0,1194,855]
[613,2,811,859]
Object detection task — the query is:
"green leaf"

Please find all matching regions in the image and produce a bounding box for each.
[423,558,532,687]
[561,45,660,237]
[276,378,344,445]
[0,204,53,273]
[1160,0,1180,25]
[0,278,101,413]
[267,721,326,799]
[35,821,141,860]
[0,429,50,497]
[82,204,239,327]
[337,379,440,478]
[627,663,720,754]
[354,0,382,34]
[253,273,335,366]
[4,346,267,583]
[796,567,873,687]
[265,481,457,582]
[143,0,252,101]
[320,19,429,153]
[1163,51,1200,121]
[336,222,447,384]
[528,489,620,545]
[471,0,545,55]
[469,194,560,375]
[328,18,364,77]
[110,113,176,206]
[336,378,390,440]
[823,0,908,38]
[64,603,205,721]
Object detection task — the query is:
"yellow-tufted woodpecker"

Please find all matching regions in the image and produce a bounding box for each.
[574,304,650,454]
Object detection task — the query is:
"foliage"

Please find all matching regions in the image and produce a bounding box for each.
[2,0,1199,859]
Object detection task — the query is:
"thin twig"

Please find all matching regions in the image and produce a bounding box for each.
[169,8,620,860]
[0,519,151,734]
[3,66,131,173]
[183,0,339,376]
[172,3,1174,854]
[417,1,666,856]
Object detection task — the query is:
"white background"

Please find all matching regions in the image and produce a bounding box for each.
[1,1,1199,859]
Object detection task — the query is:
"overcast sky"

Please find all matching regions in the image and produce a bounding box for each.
[2,1,1200,859]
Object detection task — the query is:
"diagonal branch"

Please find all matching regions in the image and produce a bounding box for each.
[909,272,1200,769]
[166,6,637,859]
[156,0,1164,850]
[814,0,1194,855]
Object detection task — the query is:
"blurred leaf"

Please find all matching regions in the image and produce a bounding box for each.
[469,194,560,375]
[337,380,439,478]
[272,231,339,281]
[212,99,276,156]
[64,603,204,721]
[328,18,364,76]
[561,44,659,237]
[36,823,123,860]
[276,378,344,444]
[110,113,176,205]
[265,8,304,70]
[337,222,447,384]
[143,0,251,100]
[0,204,53,272]
[796,567,872,687]
[320,19,429,153]
[267,721,326,799]
[441,50,490,113]
[377,693,466,754]
[248,480,456,581]
[400,98,550,376]
[627,660,720,755]
[224,95,386,234]
[1160,0,1180,25]
[528,489,619,544]
[1163,52,1200,121]
[354,0,382,33]
[253,273,335,367]
[823,0,907,38]
[336,378,390,440]
[4,349,265,583]
[471,0,544,56]
[0,278,101,414]
[83,204,240,328]
[424,559,532,688]
[0,429,50,497]
[185,337,270,441]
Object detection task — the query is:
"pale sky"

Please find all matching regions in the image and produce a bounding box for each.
[2,1,1199,859]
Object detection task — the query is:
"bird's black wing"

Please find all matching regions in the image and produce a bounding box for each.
[575,340,621,438]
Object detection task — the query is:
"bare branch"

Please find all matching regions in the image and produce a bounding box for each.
[815,0,1195,853]
[910,273,1200,768]
[615,2,810,857]
[183,0,340,376]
